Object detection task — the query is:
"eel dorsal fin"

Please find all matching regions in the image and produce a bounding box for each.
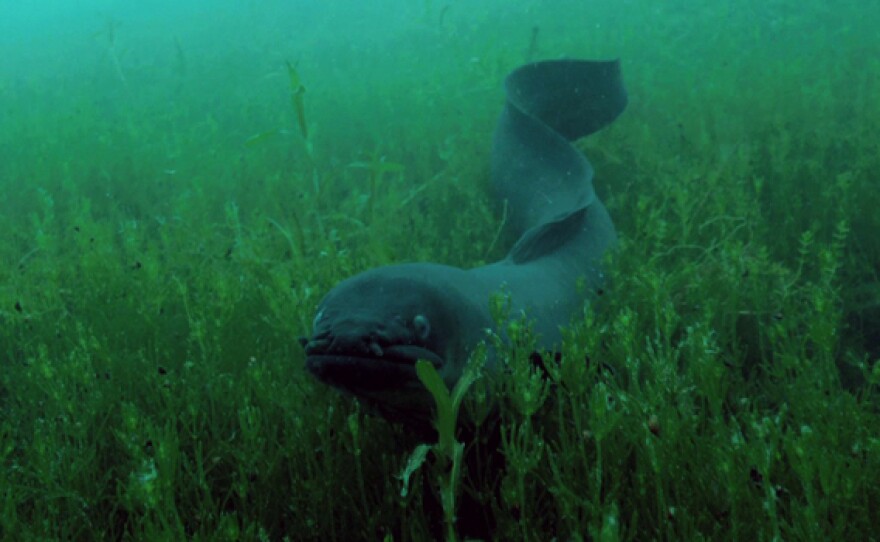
[506,207,587,264]
[491,60,628,239]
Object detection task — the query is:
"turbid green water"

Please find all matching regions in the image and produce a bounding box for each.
[1,1,879,540]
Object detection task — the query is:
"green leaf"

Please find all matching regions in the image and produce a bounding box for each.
[244,128,281,148]
[450,356,481,413]
[415,359,454,455]
[398,443,431,498]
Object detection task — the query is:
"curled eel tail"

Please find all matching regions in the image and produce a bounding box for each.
[491,60,628,240]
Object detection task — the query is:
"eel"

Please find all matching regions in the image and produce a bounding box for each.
[302,59,628,428]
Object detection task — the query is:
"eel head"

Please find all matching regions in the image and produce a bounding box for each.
[302,267,478,423]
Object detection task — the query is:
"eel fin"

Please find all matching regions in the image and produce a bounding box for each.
[506,206,587,264]
[492,60,627,238]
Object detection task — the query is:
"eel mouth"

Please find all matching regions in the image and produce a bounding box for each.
[304,341,444,394]
[372,344,444,368]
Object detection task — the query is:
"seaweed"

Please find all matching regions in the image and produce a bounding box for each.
[1,1,879,540]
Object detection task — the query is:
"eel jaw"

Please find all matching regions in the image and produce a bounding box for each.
[302,331,448,429]
[304,342,444,395]
[304,350,443,430]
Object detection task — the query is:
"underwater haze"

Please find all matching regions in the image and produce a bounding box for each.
[2,0,880,540]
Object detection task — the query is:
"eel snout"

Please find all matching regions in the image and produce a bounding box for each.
[302,328,386,356]
[301,328,443,368]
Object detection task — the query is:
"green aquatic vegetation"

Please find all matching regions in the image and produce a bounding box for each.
[399,354,482,542]
[348,147,406,225]
[93,17,128,86]
[285,61,309,143]
[1,2,880,540]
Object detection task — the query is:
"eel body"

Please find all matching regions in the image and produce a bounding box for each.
[303,59,627,426]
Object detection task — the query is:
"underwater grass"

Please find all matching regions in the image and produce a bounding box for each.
[2,2,880,540]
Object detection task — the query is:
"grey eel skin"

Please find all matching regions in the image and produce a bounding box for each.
[303,59,627,429]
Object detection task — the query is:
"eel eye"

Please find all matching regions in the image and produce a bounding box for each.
[413,314,430,341]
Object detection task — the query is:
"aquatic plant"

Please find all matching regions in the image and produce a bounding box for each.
[1,1,879,540]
